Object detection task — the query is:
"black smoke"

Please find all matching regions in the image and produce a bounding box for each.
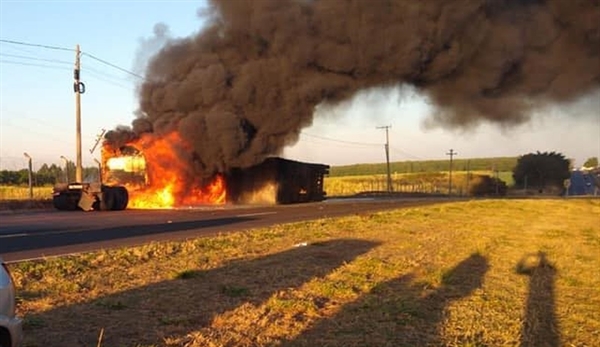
[105,0,600,180]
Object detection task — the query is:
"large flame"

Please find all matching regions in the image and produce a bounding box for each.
[102,132,226,209]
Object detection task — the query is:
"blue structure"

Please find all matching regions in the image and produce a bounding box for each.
[566,170,599,196]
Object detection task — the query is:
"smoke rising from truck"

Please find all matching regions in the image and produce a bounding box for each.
[105,0,600,180]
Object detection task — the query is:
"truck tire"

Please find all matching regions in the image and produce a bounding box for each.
[53,194,68,210]
[111,186,128,210]
[100,188,115,211]
[53,193,79,211]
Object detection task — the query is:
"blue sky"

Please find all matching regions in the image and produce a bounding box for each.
[1,0,599,172]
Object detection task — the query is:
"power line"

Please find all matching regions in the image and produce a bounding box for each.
[0,50,137,87]
[300,132,380,147]
[390,146,422,160]
[0,39,73,52]
[0,59,71,71]
[82,52,145,80]
[84,68,133,90]
[0,52,72,65]
[1,38,146,80]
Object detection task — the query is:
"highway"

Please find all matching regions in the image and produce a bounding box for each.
[0,197,444,262]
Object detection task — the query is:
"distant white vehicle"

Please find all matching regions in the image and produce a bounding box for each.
[0,257,22,347]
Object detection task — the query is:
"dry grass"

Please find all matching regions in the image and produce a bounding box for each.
[9,198,600,347]
[0,185,53,200]
[324,171,512,196]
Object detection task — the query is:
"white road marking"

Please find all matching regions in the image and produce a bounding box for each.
[0,233,28,239]
[235,211,277,218]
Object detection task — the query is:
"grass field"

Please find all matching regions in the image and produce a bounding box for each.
[0,185,53,200]
[9,198,599,347]
[324,171,514,196]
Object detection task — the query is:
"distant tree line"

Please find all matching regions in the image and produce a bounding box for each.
[331,152,591,195]
[0,162,98,186]
[330,157,518,177]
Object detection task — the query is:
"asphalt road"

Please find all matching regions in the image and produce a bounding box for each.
[0,197,445,262]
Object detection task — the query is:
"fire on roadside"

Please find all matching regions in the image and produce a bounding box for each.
[102,132,226,209]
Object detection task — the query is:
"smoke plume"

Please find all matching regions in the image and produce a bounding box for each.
[105,0,600,179]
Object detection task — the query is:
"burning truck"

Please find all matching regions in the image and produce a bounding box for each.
[52,136,329,211]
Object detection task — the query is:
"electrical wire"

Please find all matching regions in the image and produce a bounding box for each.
[1,38,146,80]
[300,132,381,147]
[81,52,145,80]
[0,59,71,71]
[390,146,423,160]
[0,39,74,52]
[0,52,72,65]
[84,68,134,90]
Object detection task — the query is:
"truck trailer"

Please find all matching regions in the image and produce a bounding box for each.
[53,147,329,210]
[226,157,330,204]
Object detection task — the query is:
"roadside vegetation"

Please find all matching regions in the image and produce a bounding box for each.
[9,198,600,347]
[324,170,512,197]
[0,185,53,200]
[329,156,517,177]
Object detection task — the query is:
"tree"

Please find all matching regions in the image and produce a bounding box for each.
[583,157,598,168]
[512,151,571,192]
[469,174,508,196]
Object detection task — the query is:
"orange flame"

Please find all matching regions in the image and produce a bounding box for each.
[103,132,226,209]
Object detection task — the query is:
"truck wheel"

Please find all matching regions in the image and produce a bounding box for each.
[115,187,129,210]
[101,188,115,211]
[53,194,78,211]
[53,195,68,210]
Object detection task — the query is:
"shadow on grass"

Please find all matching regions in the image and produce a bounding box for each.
[280,253,489,347]
[20,238,380,347]
[516,252,560,347]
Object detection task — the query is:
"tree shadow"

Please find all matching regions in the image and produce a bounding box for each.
[20,238,380,347]
[279,253,489,347]
[516,252,560,347]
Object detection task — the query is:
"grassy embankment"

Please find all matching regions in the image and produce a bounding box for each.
[9,198,600,347]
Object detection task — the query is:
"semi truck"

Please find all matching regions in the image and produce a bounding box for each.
[51,146,138,211]
[53,146,330,210]
[52,182,129,211]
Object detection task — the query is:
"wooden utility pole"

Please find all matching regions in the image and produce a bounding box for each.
[74,44,85,182]
[377,125,393,193]
[466,159,471,196]
[446,149,457,195]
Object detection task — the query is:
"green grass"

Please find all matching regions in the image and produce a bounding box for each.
[9,198,600,347]
[329,157,518,177]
